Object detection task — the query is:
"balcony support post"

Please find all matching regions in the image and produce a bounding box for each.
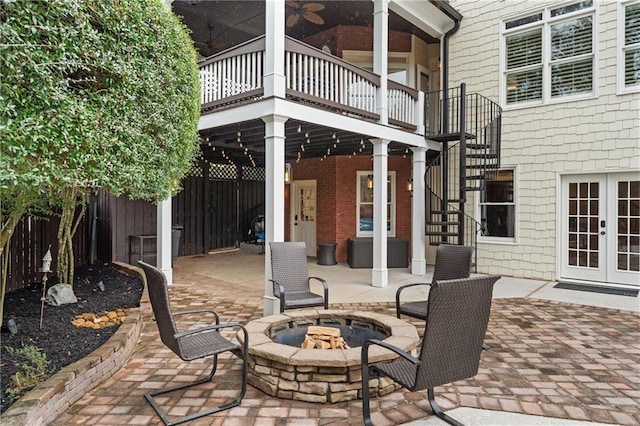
[411,147,427,275]
[262,114,288,316]
[373,0,388,125]
[264,0,286,98]
[371,138,389,288]
[156,198,172,285]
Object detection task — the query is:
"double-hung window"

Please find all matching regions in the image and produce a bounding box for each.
[502,1,596,107]
[620,0,640,92]
[356,171,396,236]
[479,169,516,242]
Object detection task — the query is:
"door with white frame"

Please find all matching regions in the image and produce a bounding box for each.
[560,172,639,286]
[291,180,317,257]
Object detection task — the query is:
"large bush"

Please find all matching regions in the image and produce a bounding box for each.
[0,0,200,308]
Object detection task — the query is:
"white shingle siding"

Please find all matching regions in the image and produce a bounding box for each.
[449,0,640,281]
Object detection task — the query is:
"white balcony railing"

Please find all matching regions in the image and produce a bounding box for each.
[199,36,422,131]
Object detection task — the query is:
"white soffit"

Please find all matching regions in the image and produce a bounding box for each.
[389,0,456,38]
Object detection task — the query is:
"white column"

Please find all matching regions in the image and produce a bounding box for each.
[411,147,427,275]
[262,114,288,315]
[371,138,389,287]
[264,0,286,98]
[157,198,172,284]
[373,0,389,125]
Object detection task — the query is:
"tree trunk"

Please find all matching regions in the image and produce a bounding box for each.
[56,188,87,286]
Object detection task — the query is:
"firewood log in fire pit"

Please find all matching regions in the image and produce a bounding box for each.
[301,325,350,349]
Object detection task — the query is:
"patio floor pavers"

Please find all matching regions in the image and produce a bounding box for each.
[51,259,640,426]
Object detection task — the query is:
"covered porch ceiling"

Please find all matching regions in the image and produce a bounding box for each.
[198,119,422,168]
[173,0,440,58]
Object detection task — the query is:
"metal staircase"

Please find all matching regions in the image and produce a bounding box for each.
[424,83,502,255]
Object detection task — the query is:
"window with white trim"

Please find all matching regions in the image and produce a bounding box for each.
[620,0,640,92]
[479,169,516,241]
[356,171,396,237]
[502,1,595,107]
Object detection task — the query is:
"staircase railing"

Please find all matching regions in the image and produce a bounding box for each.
[425,84,502,187]
[425,188,482,271]
[423,84,502,263]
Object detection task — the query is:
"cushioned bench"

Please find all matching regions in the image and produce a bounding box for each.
[347,237,409,268]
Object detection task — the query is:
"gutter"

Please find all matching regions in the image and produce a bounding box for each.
[429,0,462,133]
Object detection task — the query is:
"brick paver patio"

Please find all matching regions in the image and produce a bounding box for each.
[52,265,640,425]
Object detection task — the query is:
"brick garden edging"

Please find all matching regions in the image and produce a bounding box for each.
[0,263,147,426]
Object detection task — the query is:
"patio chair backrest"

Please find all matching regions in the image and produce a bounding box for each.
[415,274,500,390]
[269,242,310,295]
[431,244,475,283]
[138,261,181,357]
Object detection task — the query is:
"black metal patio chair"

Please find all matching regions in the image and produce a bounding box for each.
[269,242,329,313]
[138,261,248,426]
[395,244,475,320]
[362,274,501,426]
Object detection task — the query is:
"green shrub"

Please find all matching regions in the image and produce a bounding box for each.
[0,0,201,300]
[5,345,51,402]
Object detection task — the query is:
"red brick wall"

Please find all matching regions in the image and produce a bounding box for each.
[301,25,411,57]
[287,154,412,262]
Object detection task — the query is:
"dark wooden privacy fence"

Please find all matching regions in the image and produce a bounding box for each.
[2,163,265,291]
[97,162,266,265]
[2,212,88,294]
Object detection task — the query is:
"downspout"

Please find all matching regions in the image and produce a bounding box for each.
[430,1,462,242]
[430,0,462,110]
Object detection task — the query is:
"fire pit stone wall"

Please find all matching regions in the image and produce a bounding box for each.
[239,309,420,403]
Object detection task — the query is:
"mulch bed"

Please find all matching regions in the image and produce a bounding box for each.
[0,263,143,414]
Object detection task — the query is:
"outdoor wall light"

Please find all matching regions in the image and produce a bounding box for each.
[284,163,292,183]
[407,178,413,193]
[366,175,374,189]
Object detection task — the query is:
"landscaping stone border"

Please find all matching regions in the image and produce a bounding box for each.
[0,262,147,426]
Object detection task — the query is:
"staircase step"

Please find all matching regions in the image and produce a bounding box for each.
[467,153,499,159]
[430,210,462,215]
[465,175,486,180]
[426,221,460,226]
[425,231,459,237]
[429,132,477,142]
[466,163,499,170]
[466,143,489,149]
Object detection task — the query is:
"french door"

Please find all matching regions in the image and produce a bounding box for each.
[560,173,639,286]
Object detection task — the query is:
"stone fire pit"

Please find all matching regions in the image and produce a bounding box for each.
[239,309,420,403]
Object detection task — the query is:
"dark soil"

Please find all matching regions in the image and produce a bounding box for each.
[0,263,143,414]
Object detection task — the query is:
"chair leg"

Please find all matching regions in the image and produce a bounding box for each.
[361,363,374,426]
[145,354,247,426]
[427,388,465,426]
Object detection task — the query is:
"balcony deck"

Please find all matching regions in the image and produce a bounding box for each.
[199,36,422,132]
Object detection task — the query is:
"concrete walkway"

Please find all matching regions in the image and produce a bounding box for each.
[54,244,640,425]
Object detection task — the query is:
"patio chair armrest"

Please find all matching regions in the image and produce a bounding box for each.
[268,279,286,298]
[395,283,432,308]
[173,309,220,325]
[174,321,245,340]
[269,279,287,312]
[361,339,421,367]
[309,277,329,308]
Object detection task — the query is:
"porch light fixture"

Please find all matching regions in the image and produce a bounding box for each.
[367,175,374,189]
[407,178,413,192]
[284,163,292,183]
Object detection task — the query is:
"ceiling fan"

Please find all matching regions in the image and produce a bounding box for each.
[286,1,325,27]
[194,22,228,53]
